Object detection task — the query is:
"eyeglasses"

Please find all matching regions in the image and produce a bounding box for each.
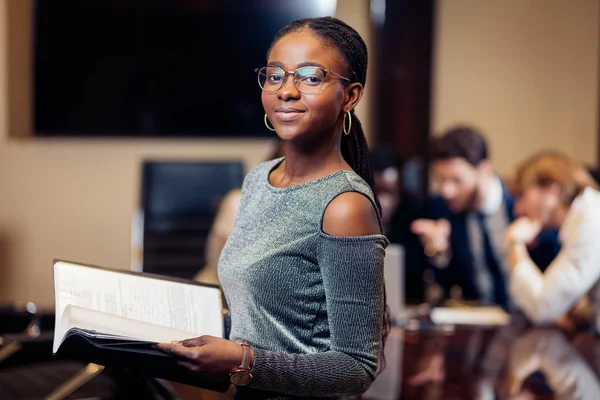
[255,66,351,94]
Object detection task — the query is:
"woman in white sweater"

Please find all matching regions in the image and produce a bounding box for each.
[505,151,600,327]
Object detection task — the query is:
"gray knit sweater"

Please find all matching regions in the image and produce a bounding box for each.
[218,158,389,399]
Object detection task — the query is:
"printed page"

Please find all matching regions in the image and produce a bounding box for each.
[53,305,200,352]
[53,261,223,353]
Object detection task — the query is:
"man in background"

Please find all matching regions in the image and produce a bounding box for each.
[411,126,559,307]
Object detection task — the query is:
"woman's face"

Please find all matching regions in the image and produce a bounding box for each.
[262,30,357,142]
[515,185,560,227]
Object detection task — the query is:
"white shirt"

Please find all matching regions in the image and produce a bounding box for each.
[480,175,504,216]
[510,187,600,325]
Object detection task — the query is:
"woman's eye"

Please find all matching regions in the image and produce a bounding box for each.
[301,75,323,86]
[268,75,282,83]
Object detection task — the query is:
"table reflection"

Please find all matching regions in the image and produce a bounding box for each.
[364,314,600,399]
[503,329,600,400]
[365,328,404,400]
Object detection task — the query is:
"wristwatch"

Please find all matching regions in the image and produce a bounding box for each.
[230,343,253,386]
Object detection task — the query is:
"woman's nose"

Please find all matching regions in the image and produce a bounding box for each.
[277,75,301,101]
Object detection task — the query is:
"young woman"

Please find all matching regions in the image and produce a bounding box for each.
[158,17,389,398]
[505,151,600,326]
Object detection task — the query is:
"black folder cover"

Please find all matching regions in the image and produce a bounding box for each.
[55,328,231,392]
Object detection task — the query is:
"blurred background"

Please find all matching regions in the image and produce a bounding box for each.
[0,0,598,323]
[1,1,600,399]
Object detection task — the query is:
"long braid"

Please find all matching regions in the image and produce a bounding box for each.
[340,111,381,213]
[269,17,390,373]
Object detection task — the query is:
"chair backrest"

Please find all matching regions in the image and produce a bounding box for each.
[384,244,405,321]
[140,160,244,278]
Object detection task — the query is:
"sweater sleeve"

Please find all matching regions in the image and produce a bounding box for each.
[247,233,388,397]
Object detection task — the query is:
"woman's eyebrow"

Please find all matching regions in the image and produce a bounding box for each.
[265,61,327,69]
[297,61,326,69]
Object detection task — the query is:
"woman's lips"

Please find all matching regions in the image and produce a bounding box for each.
[274,108,305,122]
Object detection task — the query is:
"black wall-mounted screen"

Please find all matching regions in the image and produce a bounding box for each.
[34,0,336,137]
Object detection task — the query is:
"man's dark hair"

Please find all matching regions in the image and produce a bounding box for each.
[430,125,489,166]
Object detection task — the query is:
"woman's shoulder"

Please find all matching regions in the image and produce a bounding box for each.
[562,187,600,241]
[336,170,376,199]
[322,191,381,236]
[572,187,600,217]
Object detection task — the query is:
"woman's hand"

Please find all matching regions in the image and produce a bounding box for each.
[505,217,542,248]
[155,335,247,375]
[505,217,542,273]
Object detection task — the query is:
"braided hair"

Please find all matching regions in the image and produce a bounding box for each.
[268,16,390,372]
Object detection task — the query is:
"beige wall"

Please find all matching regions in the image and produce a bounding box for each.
[0,0,372,308]
[433,0,599,174]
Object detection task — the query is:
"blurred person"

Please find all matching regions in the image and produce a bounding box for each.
[371,146,427,301]
[158,17,389,398]
[411,126,559,307]
[194,139,285,287]
[505,151,600,327]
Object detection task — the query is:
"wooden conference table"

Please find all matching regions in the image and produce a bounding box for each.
[3,309,600,400]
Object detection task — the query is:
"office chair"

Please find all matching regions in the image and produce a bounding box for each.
[140,160,245,279]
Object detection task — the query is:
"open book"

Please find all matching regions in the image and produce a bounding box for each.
[53,260,230,392]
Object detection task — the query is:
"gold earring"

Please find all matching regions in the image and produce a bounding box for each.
[264,114,276,132]
[343,110,352,135]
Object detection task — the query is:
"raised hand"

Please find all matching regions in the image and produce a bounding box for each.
[411,218,451,257]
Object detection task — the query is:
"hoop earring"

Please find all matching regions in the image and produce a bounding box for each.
[264,114,276,132]
[343,110,352,135]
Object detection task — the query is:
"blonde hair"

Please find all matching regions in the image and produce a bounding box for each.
[511,151,599,206]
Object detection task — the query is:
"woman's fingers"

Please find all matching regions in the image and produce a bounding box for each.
[180,336,210,347]
[156,343,203,362]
